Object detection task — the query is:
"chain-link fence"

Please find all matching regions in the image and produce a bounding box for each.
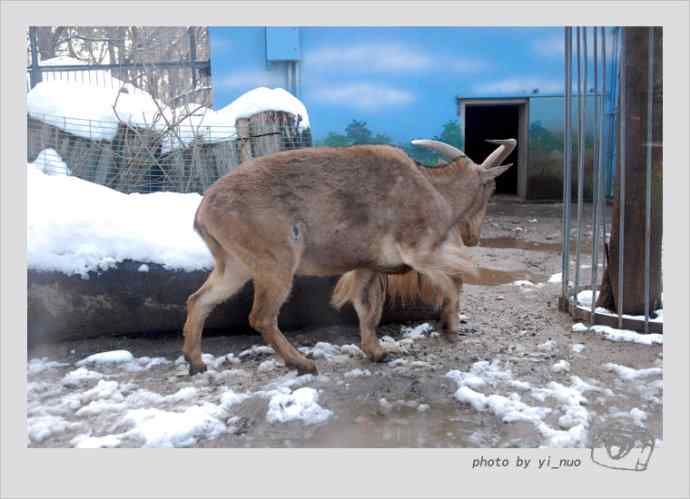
[28,110,313,194]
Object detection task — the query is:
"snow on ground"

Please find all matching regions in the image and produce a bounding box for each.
[77,350,134,366]
[266,387,332,425]
[605,363,663,381]
[30,148,71,176]
[27,159,211,277]
[446,360,606,447]
[572,323,663,345]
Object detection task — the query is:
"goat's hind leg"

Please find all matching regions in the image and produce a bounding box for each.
[349,270,387,362]
[249,268,317,375]
[182,255,250,375]
[439,276,464,341]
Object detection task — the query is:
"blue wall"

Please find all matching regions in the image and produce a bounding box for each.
[209,27,567,145]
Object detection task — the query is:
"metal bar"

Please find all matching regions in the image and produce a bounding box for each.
[189,28,198,89]
[601,28,609,251]
[590,27,601,323]
[29,27,42,88]
[644,28,655,333]
[562,27,574,302]
[617,28,627,329]
[575,27,587,304]
[26,61,211,72]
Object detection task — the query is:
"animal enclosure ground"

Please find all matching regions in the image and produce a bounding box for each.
[27,199,663,448]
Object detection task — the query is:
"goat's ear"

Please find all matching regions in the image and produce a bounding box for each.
[480,163,513,183]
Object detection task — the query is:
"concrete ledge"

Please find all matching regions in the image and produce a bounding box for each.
[28,260,437,344]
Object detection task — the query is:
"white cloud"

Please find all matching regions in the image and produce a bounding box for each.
[308,82,415,111]
[473,77,563,95]
[215,70,284,90]
[532,34,565,58]
[306,42,488,74]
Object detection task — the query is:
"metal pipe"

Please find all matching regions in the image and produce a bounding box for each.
[590,27,601,324]
[575,27,587,304]
[617,28,627,329]
[601,28,609,251]
[644,28,655,333]
[29,27,42,88]
[562,27,574,302]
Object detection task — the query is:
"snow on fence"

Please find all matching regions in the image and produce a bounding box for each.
[27,84,313,193]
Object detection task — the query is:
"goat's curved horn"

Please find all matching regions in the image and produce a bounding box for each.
[410,139,466,160]
[481,138,517,169]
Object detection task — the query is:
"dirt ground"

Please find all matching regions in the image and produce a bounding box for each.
[27,198,663,448]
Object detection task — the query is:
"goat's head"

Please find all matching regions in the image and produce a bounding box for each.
[410,138,516,246]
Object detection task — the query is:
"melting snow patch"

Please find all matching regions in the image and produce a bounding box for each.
[258,359,282,372]
[220,389,251,410]
[62,367,104,387]
[572,343,586,353]
[344,368,371,378]
[548,273,562,283]
[401,323,434,339]
[605,363,662,381]
[28,357,69,374]
[308,342,340,359]
[71,434,122,448]
[573,323,662,345]
[537,340,557,351]
[81,380,123,403]
[238,345,275,359]
[77,350,134,366]
[121,403,226,447]
[27,415,79,443]
[340,344,366,358]
[551,360,571,373]
[454,387,551,425]
[76,399,127,417]
[266,387,332,425]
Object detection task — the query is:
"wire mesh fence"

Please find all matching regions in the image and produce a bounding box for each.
[28,110,313,194]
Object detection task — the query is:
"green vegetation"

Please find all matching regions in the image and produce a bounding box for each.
[317,119,464,166]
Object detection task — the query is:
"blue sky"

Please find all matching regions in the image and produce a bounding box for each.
[210,27,569,143]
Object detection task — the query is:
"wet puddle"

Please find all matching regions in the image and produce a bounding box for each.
[479,237,592,255]
[465,267,534,286]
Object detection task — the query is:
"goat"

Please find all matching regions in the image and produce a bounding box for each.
[182,138,515,375]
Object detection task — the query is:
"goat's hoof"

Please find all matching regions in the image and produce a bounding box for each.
[189,362,207,376]
[295,360,318,376]
[366,348,389,363]
[442,332,459,343]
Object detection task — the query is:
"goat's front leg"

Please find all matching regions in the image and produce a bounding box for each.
[439,276,463,341]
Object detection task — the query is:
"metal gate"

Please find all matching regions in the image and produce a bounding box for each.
[559,26,662,334]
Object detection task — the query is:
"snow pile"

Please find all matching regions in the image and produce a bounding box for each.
[62,368,104,387]
[160,88,310,154]
[121,403,227,447]
[572,323,663,345]
[71,434,122,448]
[29,148,71,176]
[27,163,211,277]
[77,350,135,366]
[401,323,434,339]
[343,368,372,378]
[27,415,81,443]
[551,360,571,373]
[28,357,69,374]
[265,387,332,425]
[28,79,161,141]
[605,363,662,381]
[447,361,598,447]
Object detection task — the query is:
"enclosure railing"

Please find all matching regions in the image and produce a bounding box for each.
[28,110,312,194]
[560,26,662,334]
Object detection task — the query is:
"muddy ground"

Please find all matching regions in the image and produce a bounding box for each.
[27,199,663,448]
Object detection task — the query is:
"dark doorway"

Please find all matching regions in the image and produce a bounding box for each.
[465,104,521,195]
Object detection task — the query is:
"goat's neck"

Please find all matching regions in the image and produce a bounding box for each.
[419,161,477,221]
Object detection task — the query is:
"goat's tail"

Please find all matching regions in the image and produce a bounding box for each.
[331,270,443,310]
